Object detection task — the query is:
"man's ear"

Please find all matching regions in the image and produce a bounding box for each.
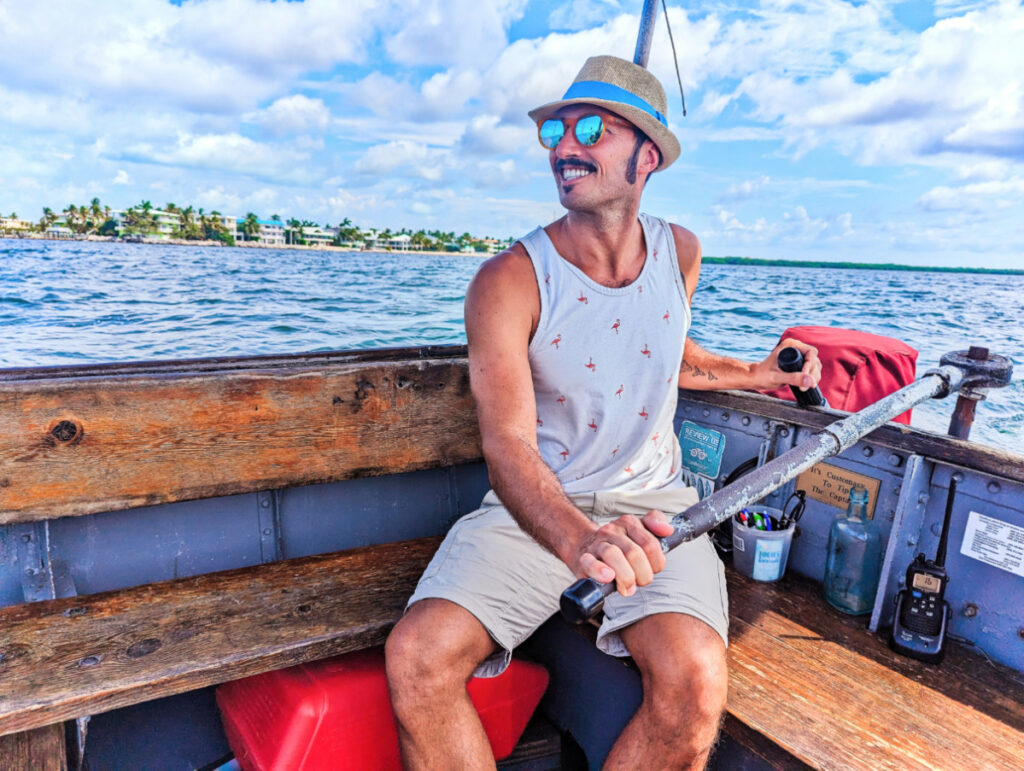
[638,140,660,176]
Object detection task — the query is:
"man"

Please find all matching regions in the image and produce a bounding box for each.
[386,56,821,769]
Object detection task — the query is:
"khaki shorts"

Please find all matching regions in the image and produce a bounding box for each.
[408,485,729,677]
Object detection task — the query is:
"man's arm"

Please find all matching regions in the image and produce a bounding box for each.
[671,224,823,392]
[466,245,670,595]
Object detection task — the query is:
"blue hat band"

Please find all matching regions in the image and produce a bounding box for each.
[560,80,668,127]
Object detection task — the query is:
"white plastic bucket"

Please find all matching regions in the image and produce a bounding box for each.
[731,505,794,582]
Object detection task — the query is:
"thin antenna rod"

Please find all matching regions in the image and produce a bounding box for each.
[936,477,957,567]
[634,0,660,67]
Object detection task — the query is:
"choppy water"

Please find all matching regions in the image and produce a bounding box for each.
[2,239,1021,454]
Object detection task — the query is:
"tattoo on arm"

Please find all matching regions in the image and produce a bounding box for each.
[693,365,705,377]
[707,369,718,381]
[680,360,693,373]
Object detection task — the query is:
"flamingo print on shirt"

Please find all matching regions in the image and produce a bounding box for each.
[663,310,670,323]
[519,214,685,495]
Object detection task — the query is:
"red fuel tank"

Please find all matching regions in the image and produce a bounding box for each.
[216,647,549,770]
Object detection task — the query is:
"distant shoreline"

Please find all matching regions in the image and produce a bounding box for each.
[4,234,1020,274]
[703,255,1024,275]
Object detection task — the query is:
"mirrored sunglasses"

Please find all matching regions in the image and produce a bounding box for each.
[537,113,624,150]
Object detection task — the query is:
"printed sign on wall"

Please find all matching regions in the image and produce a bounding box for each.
[678,421,726,479]
[795,461,881,519]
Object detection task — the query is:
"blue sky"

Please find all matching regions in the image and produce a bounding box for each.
[1,0,1022,268]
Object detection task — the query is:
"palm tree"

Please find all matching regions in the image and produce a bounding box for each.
[242,212,261,242]
[89,197,103,225]
[286,218,302,245]
[178,206,199,239]
[39,207,58,232]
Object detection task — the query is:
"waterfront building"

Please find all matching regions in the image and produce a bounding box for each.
[301,226,335,247]
[45,224,74,239]
[385,234,417,251]
[218,215,237,234]
[0,217,32,233]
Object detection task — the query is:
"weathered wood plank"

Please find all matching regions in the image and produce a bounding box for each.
[0,537,441,737]
[0,356,481,524]
[0,724,67,771]
[726,569,1024,770]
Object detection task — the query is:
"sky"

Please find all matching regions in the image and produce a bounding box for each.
[1,0,1022,268]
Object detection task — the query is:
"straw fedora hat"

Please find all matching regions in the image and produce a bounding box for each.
[528,55,680,171]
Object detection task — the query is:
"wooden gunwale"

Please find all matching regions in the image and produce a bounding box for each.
[0,348,481,525]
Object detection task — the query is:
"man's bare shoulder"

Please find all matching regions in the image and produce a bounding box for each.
[468,241,537,300]
[669,223,701,267]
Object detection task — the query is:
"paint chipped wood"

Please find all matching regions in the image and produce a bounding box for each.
[0,537,440,737]
[726,569,1024,770]
[0,353,481,524]
[0,724,67,771]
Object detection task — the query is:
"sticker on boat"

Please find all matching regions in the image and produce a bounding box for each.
[678,421,726,478]
[960,511,1024,578]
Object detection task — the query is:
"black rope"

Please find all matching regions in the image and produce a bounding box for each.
[661,0,687,117]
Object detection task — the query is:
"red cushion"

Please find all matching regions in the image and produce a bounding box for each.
[216,647,548,771]
[764,326,918,424]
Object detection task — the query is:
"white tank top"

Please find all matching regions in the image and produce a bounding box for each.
[520,213,691,495]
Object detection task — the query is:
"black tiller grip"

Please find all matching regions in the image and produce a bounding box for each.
[777,346,827,407]
[560,577,616,624]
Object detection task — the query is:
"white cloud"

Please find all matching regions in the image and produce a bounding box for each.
[917,178,1024,212]
[194,185,279,216]
[115,132,313,183]
[549,0,623,32]
[113,170,132,185]
[721,175,771,201]
[709,204,854,243]
[246,95,330,137]
[457,115,532,155]
[353,140,450,182]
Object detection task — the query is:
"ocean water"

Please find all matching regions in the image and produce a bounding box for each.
[2,239,1021,454]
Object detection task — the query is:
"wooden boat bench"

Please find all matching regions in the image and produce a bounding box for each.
[4,542,1024,771]
[2,352,1023,769]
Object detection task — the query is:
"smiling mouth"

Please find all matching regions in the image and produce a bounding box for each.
[561,168,591,181]
[556,160,596,184]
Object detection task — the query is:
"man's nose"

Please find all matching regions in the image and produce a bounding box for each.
[554,127,585,156]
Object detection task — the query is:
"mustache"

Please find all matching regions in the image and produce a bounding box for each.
[555,159,597,174]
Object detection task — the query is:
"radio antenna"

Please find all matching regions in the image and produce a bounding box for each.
[633,0,687,117]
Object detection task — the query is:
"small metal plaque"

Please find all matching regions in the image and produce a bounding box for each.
[678,421,726,479]
[795,461,880,519]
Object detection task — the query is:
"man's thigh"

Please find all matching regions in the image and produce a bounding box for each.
[407,503,577,676]
[596,533,729,658]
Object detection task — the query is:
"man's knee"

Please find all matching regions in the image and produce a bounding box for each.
[627,615,728,734]
[645,640,728,727]
[385,598,494,699]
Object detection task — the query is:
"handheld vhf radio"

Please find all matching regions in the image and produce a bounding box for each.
[889,478,957,664]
